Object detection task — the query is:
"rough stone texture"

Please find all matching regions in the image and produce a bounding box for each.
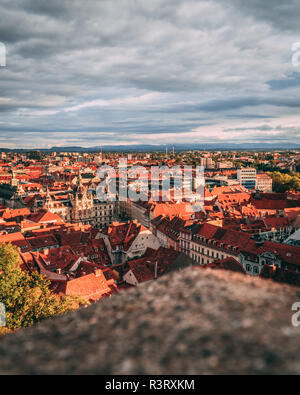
[1,267,300,375]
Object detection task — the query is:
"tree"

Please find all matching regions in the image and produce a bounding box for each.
[0,243,87,330]
[267,171,300,193]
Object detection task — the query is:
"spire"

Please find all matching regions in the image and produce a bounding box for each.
[10,169,18,187]
[75,169,86,199]
[46,186,51,200]
[44,186,52,209]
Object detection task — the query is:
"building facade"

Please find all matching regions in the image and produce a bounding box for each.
[256,173,273,193]
[237,168,257,190]
[43,174,117,228]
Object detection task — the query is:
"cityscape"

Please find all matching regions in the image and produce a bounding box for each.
[0,0,300,379]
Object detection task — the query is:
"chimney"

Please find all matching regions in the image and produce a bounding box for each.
[56,268,62,274]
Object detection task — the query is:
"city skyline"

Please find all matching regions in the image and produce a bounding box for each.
[0,0,300,148]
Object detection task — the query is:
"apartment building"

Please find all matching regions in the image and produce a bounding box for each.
[237,168,257,190]
[256,172,273,193]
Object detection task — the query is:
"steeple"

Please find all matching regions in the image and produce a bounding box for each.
[74,169,86,200]
[46,186,51,200]
[10,169,18,187]
[44,186,52,209]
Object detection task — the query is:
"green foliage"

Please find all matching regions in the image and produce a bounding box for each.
[0,243,87,330]
[233,161,242,168]
[267,171,300,193]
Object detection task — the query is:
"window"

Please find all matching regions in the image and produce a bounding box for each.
[246,264,252,272]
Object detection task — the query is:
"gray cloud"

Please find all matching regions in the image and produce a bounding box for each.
[223,0,300,32]
[0,0,299,148]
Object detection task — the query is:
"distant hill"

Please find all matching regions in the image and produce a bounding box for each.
[1,143,300,153]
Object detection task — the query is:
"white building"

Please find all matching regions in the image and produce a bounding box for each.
[237,168,257,190]
[256,173,273,193]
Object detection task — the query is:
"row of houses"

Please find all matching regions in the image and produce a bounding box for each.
[180,222,300,279]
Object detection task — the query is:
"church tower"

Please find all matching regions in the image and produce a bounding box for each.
[44,186,53,210]
[10,169,19,187]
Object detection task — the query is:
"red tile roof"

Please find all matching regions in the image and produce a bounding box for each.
[55,270,117,302]
[241,240,300,266]
[263,216,290,229]
[0,232,31,252]
[204,257,246,274]
[26,234,59,250]
[124,247,181,283]
[27,210,65,224]
[105,221,147,252]
[0,208,31,221]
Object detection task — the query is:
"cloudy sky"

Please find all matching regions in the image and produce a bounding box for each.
[0,0,300,148]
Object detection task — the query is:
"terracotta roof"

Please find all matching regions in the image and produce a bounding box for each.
[251,193,300,210]
[263,216,290,229]
[55,270,117,302]
[0,232,31,252]
[26,234,59,250]
[204,257,246,274]
[27,210,65,224]
[241,240,300,266]
[124,247,181,283]
[260,264,300,286]
[105,221,146,252]
[194,223,254,253]
[0,208,31,221]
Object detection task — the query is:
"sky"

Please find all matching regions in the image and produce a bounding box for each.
[0,0,300,149]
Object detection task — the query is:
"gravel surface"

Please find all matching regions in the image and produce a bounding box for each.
[0,267,300,374]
